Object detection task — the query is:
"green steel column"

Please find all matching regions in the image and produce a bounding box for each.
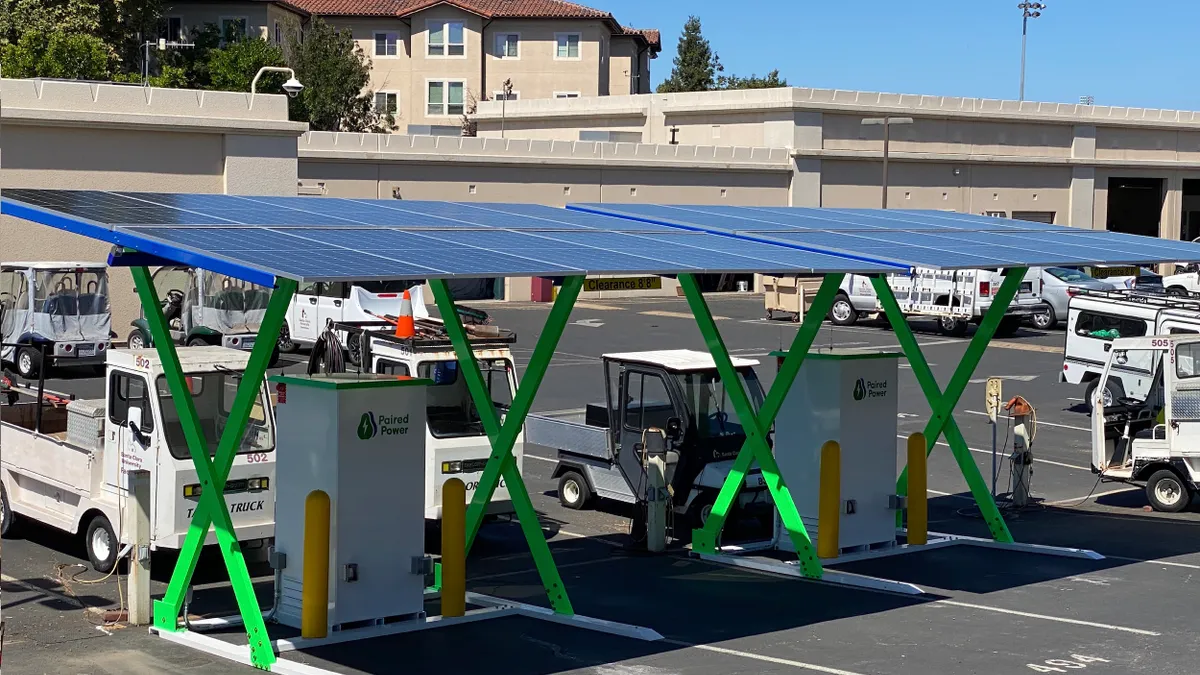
[429,276,583,615]
[872,269,1025,543]
[679,274,836,578]
[689,274,844,564]
[134,266,294,670]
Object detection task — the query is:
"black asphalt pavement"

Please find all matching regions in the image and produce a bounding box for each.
[3,294,1199,675]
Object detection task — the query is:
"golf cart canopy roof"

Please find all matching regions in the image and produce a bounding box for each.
[603,349,760,372]
[1,261,109,271]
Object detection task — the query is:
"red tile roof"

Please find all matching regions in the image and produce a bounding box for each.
[290,0,659,49]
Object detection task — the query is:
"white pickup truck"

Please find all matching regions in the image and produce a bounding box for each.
[830,268,1045,336]
[0,347,276,571]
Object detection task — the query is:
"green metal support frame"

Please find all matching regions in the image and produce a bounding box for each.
[871,268,1028,543]
[680,273,846,578]
[428,276,584,615]
[132,265,296,671]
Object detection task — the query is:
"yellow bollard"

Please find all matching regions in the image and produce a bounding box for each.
[301,490,331,639]
[907,433,928,546]
[441,478,466,618]
[817,440,841,559]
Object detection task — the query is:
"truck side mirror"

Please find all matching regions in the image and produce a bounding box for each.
[666,417,682,441]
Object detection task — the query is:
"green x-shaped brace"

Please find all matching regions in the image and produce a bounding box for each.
[428,276,584,615]
[132,266,296,670]
[681,273,847,578]
[871,268,1028,543]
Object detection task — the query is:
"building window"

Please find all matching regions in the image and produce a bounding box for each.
[495,33,519,59]
[428,20,465,57]
[493,90,519,101]
[374,91,399,115]
[554,91,580,99]
[161,16,184,42]
[427,80,465,116]
[274,21,282,44]
[219,16,248,42]
[374,31,398,57]
[983,211,1007,218]
[555,32,581,59]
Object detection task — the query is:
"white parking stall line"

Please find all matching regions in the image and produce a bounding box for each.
[963,409,1090,433]
[662,639,868,675]
[895,434,1092,472]
[1044,487,1139,505]
[1105,555,1200,571]
[935,600,1161,636]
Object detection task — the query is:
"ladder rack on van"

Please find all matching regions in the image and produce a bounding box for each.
[334,319,517,353]
[1072,288,1200,311]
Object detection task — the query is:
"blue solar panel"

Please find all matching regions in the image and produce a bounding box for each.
[1,189,903,284]
[572,203,1200,270]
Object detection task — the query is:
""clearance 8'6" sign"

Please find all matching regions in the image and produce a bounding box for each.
[583,276,662,292]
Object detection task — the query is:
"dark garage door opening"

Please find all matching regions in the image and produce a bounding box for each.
[1183,179,1200,242]
[1107,177,1164,238]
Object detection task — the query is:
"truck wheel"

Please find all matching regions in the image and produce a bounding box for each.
[1167,286,1189,297]
[346,333,362,366]
[938,317,968,337]
[127,329,148,350]
[1,483,18,538]
[1084,378,1123,412]
[277,321,297,353]
[994,316,1022,338]
[828,294,858,326]
[16,346,42,379]
[1146,470,1193,513]
[186,336,208,347]
[85,513,118,573]
[558,471,592,510]
[688,493,716,531]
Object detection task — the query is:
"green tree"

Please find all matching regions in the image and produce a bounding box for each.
[1,29,110,79]
[207,36,286,92]
[285,19,395,132]
[716,69,788,90]
[656,16,722,93]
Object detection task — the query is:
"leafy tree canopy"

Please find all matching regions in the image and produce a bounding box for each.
[657,16,786,93]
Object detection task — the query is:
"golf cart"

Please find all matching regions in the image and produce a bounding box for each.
[1090,334,1200,512]
[0,262,112,377]
[127,266,279,365]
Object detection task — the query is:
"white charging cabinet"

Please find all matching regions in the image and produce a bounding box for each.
[772,350,901,553]
[271,373,429,631]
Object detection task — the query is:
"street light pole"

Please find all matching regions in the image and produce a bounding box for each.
[861,116,913,209]
[1018,2,1045,101]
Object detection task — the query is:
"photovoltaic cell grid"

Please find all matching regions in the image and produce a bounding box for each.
[0,189,902,284]
[570,203,1200,270]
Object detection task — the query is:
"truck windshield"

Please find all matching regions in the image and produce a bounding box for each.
[672,368,764,439]
[420,358,514,438]
[156,374,275,460]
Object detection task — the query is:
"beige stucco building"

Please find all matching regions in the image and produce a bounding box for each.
[165,0,659,130]
[474,88,1200,241]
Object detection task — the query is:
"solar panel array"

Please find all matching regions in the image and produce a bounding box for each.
[570,203,1200,270]
[0,189,902,284]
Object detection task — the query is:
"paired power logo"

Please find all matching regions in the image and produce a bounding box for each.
[357,411,378,440]
[853,378,867,401]
[853,377,889,401]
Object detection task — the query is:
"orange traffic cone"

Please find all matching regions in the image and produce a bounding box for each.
[394,290,415,338]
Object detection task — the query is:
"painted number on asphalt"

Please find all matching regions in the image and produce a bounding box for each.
[1027,655,1110,672]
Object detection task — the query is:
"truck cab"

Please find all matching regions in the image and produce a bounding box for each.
[1,347,276,571]
[1090,335,1200,512]
[343,320,521,520]
[531,350,770,533]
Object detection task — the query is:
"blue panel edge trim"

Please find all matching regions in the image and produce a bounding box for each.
[107,250,182,269]
[565,204,911,272]
[1,197,279,288]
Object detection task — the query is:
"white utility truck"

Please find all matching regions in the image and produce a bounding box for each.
[832,268,1045,336]
[337,318,520,521]
[1090,334,1200,512]
[529,350,770,534]
[0,347,276,571]
[1,262,113,377]
[1160,263,1200,297]
[281,281,430,363]
[1063,290,1200,409]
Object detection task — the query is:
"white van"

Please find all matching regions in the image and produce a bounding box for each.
[1063,290,1200,407]
[833,268,1044,336]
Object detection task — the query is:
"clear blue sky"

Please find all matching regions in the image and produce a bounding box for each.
[603,0,1200,111]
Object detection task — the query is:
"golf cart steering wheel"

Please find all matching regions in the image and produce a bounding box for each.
[165,289,185,303]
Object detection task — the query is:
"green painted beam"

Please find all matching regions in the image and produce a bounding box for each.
[428,277,583,615]
[872,269,1026,543]
[135,267,295,670]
